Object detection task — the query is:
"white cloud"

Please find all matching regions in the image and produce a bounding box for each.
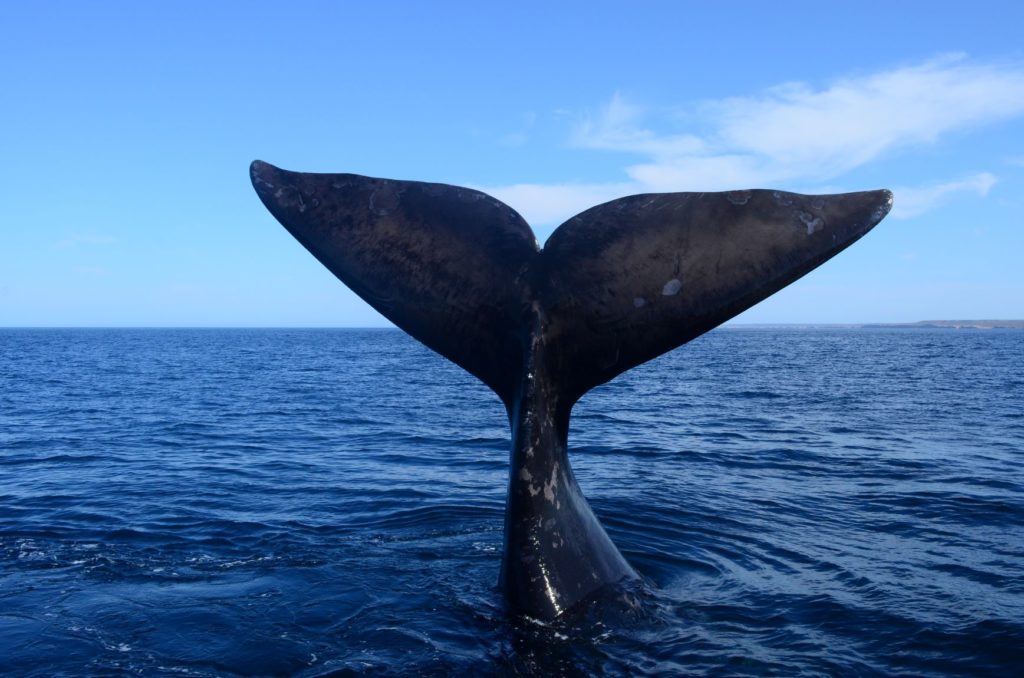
[891,173,997,219]
[702,55,1024,178]
[483,181,636,228]
[580,54,1024,190]
[483,55,1024,226]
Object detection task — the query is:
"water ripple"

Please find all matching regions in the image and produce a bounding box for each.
[1,327,1021,676]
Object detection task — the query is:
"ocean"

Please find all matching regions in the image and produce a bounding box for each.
[1,327,1021,676]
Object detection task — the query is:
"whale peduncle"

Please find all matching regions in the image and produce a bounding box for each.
[500,304,636,618]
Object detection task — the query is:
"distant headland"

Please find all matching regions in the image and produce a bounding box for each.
[731,320,1024,330]
[864,320,1024,329]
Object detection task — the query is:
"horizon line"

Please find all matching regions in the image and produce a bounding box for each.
[2,320,1022,330]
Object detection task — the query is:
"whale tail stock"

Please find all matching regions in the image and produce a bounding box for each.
[249,160,892,619]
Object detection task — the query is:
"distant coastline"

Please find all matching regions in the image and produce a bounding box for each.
[861,320,1024,329]
[729,320,1024,330]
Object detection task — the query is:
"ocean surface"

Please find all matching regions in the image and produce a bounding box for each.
[1,327,1021,676]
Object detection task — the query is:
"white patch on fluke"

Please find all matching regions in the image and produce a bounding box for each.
[726,190,751,205]
[633,297,646,308]
[772,191,794,207]
[797,210,824,235]
[662,279,682,296]
[543,462,559,502]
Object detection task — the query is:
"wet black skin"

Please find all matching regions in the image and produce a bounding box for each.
[501,305,636,618]
[249,160,892,620]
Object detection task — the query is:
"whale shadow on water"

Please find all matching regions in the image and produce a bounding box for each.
[249,160,892,622]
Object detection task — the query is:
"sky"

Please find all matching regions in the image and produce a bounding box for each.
[2,1,1023,327]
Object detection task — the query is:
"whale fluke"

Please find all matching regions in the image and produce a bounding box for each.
[250,160,537,406]
[250,160,892,619]
[536,189,891,404]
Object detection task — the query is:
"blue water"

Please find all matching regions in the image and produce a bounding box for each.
[1,327,1021,676]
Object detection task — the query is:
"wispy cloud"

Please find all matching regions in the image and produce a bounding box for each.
[484,55,1024,227]
[498,111,538,147]
[55,233,118,249]
[891,173,997,219]
[74,266,109,275]
[571,93,706,158]
[579,54,1024,190]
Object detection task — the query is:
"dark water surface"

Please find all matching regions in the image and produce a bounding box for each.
[1,328,1021,676]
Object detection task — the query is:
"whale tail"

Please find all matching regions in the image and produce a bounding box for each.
[250,160,892,617]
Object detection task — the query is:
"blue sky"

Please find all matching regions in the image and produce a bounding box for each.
[2,1,1023,326]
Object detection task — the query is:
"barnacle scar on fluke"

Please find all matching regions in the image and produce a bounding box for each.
[249,160,893,620]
